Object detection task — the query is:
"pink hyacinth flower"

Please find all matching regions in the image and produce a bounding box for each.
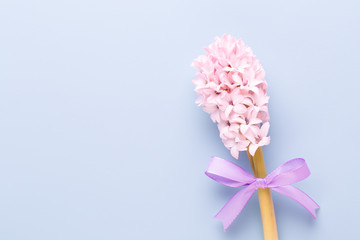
[192,34,270,159]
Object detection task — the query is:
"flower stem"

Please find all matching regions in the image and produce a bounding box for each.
[247,147,279,240]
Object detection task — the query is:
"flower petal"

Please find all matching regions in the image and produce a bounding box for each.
[249,143,259,156]
[230,146,239,159]
[260,122,270,137]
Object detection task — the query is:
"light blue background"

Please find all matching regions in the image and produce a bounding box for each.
[0,0,359,239]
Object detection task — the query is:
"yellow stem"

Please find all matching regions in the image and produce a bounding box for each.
[247,147,279,240]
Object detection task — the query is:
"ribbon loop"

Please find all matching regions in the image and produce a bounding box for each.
[205,157,255,188]
[265,158,311,187]
[205,157,319,231]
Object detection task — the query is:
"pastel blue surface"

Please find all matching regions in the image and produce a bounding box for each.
[0,1,359,239]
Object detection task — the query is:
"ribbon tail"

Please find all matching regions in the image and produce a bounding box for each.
[272,185,320,218]
[215,185,256,231]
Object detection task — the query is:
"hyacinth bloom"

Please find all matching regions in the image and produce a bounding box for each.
[192,34,270,159]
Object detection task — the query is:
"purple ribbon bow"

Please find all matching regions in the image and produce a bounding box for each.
[205,157,319,230]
